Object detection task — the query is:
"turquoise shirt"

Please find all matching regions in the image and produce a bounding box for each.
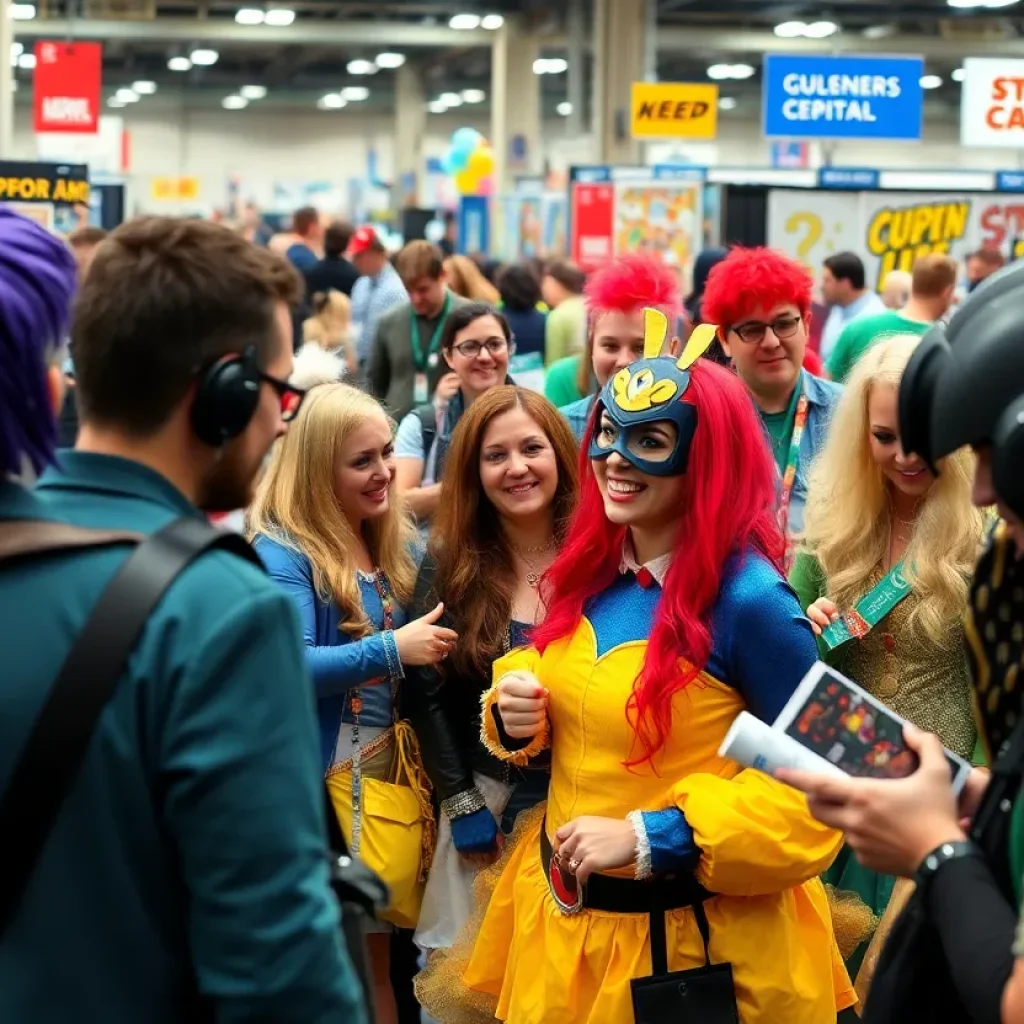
[0,455,365,1024]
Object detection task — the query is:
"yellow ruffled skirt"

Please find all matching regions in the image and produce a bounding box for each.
[417,806,854,1024]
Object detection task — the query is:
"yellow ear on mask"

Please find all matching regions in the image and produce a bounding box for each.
[676,323,719,371]
[643,308,669,359]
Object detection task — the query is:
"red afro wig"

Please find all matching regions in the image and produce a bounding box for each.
[585,252,682,319]
[701,246,812,331]
[533,358,784,767]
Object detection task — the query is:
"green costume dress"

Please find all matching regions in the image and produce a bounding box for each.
[789,550,977,987]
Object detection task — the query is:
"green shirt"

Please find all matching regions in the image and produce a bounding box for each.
[761,384,801,474]
[826,310,932,384]
[544,354,585,407]
[544,294,587,365]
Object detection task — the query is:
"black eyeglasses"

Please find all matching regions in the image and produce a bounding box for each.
[452,337,513,358]
[260,371,307,422]
[730,315,803,345]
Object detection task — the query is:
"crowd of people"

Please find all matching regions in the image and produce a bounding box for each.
[4,199,1024,1024]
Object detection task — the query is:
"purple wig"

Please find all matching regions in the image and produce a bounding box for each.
[0,208,77,477]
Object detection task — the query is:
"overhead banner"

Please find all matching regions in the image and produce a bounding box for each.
[33,42,102,135]
[763,54,924,140]
[768,188,1024,291]
[961,58,1024,149]
[631,82,719,140]
[150,176,200,201]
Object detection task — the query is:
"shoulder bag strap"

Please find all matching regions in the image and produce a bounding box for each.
[0,516,260,937]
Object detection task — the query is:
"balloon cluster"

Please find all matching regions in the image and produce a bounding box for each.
[443,127,496,196]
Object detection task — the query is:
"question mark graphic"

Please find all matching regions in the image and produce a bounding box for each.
[785,211,823,263]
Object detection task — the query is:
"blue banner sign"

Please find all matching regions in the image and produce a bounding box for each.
[457,195,489,255]
[764,55,924,141]
[997,171,1024,193]
[819,167,881,190]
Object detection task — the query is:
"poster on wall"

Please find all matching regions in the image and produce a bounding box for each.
[614,180,702,272]
[768,188,1024,291]
[961,58,1024,149]
[0,160,90,234]
[570,177,615,271]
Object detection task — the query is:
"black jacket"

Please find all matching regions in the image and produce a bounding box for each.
[304,256,360,299]
[404,553,513,801]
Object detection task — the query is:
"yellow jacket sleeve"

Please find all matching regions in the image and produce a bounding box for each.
[480,645,550,766]
[673,769,843,896]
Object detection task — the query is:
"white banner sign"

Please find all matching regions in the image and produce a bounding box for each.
[768,188,1024,291]
[961,57,1024,149]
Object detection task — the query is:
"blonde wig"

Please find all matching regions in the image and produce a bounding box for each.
[247,382,417,637]
[802,334,985,645]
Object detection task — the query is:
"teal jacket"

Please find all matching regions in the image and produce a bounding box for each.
[0,454,365,1024]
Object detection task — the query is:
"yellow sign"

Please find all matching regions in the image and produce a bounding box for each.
[630,82,719,140]
[150,176,201,201]
[0,175,89,204]
[866,200,971,290]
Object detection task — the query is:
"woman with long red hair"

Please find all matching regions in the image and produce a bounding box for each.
[438,303,854,1022]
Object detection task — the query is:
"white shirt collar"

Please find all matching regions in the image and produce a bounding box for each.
[619,536,672,587]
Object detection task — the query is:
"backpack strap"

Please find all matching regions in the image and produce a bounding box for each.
[415,403,437,463]
[0,516,261,937]
[0,520,141,565]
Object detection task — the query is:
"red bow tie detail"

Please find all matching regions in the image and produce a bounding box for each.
[634,567,655,589]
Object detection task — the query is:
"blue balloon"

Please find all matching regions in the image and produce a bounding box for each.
[450,127,483,157]
[447,146,471,173]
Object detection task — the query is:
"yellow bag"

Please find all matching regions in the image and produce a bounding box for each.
[326,720,435,930]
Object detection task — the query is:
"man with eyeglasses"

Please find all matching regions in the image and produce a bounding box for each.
[0,214,365,1024]
[702,246,843,562]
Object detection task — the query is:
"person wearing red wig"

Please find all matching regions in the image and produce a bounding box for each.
[430,311,854,1023]
[702,246,843,564]
[560,253,682,442]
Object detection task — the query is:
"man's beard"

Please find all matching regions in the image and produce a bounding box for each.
[198,443,261,514]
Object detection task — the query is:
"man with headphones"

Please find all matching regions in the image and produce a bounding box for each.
[779,261,1024,1022]
[1,216,366,1023]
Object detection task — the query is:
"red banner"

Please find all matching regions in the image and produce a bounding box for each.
[570,182,615,273]
[33,42,102,134]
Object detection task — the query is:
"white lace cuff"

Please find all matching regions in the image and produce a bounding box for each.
[627,810,652,880]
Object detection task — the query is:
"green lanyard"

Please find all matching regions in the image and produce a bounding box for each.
[409,292,452,372]
[820,561,911,652]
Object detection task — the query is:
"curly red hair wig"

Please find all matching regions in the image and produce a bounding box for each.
[532,359,784,766]
[585,252,682,319]
[701,246,812,331]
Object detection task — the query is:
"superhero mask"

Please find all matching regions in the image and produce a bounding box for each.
[588,309,717,477]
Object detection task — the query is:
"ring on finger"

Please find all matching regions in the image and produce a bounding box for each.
[569,858,581,872]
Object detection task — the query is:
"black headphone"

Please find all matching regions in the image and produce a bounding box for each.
[190,345,263,447]
[992,395,1024,521]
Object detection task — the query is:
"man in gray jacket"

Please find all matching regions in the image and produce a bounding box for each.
[368,240,470,419]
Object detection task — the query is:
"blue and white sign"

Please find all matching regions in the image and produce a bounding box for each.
[764,55,924,141]
[818,167,880,190]
[997,171,1024,193]
[457,195,489,255]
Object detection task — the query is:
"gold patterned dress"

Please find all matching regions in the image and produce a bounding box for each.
[789,553,976,999]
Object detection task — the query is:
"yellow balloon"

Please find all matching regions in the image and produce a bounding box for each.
[454,168,481,194]
[467,145,496,179]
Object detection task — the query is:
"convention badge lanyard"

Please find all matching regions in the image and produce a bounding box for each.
[778,388,809,571]
[410,292,452,403]
[820,562,912,652]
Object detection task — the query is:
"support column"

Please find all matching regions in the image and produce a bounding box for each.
[0,6,14,157]
[565,0,585,137]
[490,16,540,197]
[592,0,646,165]
[393,63,425,208]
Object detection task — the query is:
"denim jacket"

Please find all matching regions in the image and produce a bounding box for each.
[777,369,843,538]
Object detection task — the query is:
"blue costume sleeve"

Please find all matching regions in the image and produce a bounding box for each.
[449,807,500,855]
[256,537,402,699]
[639,809,700,873]
[713,552,820,725]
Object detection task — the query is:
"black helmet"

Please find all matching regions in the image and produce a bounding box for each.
[899,259,1024,518]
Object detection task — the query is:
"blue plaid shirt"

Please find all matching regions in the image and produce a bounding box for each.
[351,262,408,365]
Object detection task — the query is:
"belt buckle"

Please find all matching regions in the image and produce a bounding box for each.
[548,853,584,916]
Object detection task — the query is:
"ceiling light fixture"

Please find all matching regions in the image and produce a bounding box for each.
[481,13,504,29]
[534,57,569,75]
[719,96,738,110]
[340,85,370,101]
[862,24,896,39]
[461,88,486,103]
[920,74,943,89]
[107,97,126,108]
[168,56,192,71]
[707,63,755,80]
[439,91,463,107]
[190,49,219,66]
[449,13,481,29]
[17,52,35,69]
[427,100,448,113]
[132,80,157,94]
[318,93,347,109]
[11,4,36,20]
[952,67,966,82]
[234,8,264,24]
[222,95,249,109]
[347,59,378,75]
[375,52,406,69]
[264,8,295,26]
[774,21,806,37]
[804,21,839,38]
[240,84,267,99]
[556,101,572,116]
[947,0,1018,7]
[115,87,140,103]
